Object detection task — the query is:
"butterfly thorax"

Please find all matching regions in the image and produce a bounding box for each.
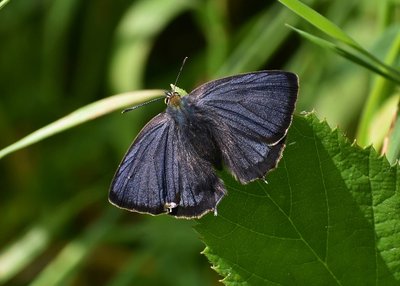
[165,93,223,169]
[165,92,197,125]
[165,91,195,127]
[165,91,182,108]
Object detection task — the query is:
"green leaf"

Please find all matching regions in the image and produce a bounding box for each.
[369,94,400,150]
[279,0,357,48]
[356,27,400,146]
[0,90,163,159]
[0,0,10,10]
[387,103,400,165]
[279,0,400,84]
[196,113,400,285]
[287,25,400,84]
[215,2,301,77]
[29,209,120,286]
[109,0,195,92]
[0,190,103,284]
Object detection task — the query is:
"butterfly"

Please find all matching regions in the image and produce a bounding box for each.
[109,71,298,218]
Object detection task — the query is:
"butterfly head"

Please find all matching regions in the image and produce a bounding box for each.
[165,90,182,108]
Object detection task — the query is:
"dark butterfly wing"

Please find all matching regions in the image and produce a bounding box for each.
[186,71,298,183]
[109,112,226,218]
[168,128,226,217]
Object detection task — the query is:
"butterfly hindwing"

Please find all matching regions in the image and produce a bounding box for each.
[109,112,226,218]
[169,128,226,217]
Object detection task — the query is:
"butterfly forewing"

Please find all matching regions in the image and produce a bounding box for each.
[109,113,226,218]
[186,71,298,183]
[110,113,170,214]
[190,71,297,141]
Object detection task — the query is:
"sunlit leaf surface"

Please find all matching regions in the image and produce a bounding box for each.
[197,113,400,285]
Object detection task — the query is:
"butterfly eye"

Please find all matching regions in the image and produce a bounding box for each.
[164,90,173,105]
[167,92,181,107]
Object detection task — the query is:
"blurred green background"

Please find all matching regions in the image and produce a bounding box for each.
[0,0,398,285]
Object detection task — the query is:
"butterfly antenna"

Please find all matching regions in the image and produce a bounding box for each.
[121,97,165,114]
[172,56,188,92]
[123,57,188,114]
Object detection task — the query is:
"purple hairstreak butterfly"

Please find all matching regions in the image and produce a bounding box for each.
[109,62,298,218]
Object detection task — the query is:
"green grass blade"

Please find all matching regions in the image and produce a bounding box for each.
[195,0,229,76]
[288,25,400,84]
[0,0,10,10]
[357,30,400,145]
[109,0,194,92]
[106,252,153,286]
[29,209,120,286]
[279,0,400,81]
[0,190,103,284]
[215,2,303,76]
[368,95,400,150]
[0,90,163,159]
[386,102,400,165]
[279,0,357,47]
